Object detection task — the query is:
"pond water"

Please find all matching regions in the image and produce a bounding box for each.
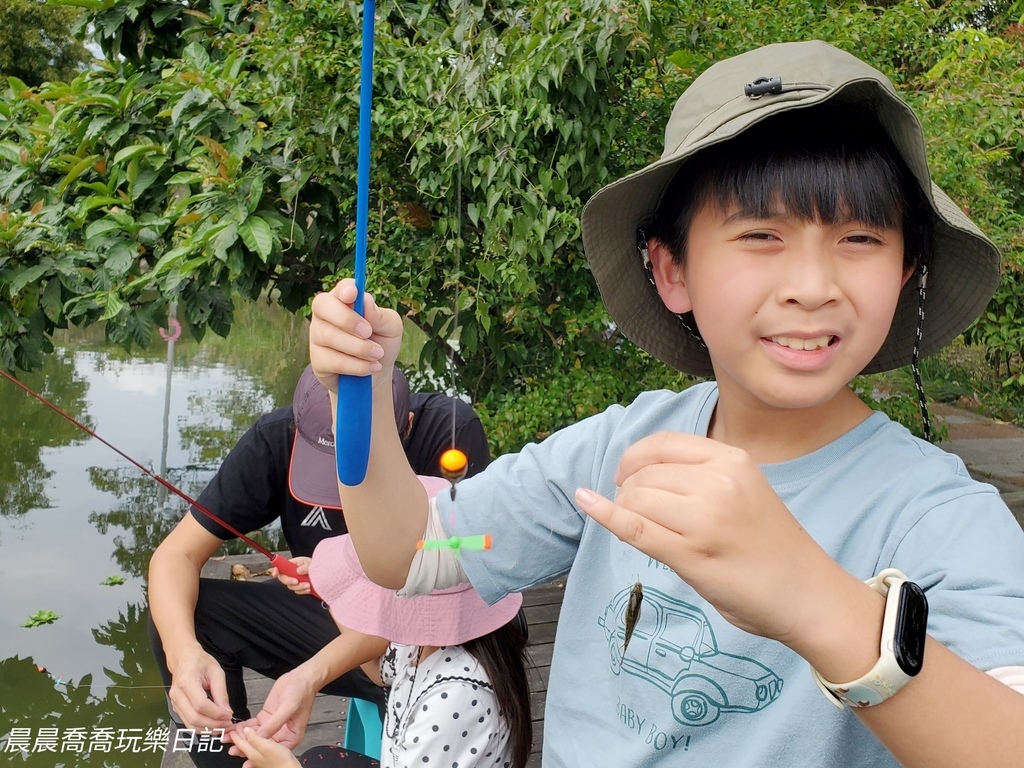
[0,300,310,767]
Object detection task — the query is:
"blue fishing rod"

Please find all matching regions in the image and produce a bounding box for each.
[335,0,376,486]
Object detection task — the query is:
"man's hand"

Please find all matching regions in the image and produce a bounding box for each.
[167,645,234,731]
[272,557,313,596]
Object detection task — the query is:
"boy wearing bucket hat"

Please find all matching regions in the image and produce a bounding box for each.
[147,365,490,768]
[308,41,1024,767]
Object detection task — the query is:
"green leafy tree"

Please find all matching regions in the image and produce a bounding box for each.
[1,0,1022,451]
[246,0,693,429]
[0,0,94,86]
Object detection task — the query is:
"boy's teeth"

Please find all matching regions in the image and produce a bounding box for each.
[772,335,832,351]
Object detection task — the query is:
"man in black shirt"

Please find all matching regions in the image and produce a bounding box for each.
[147,365,489,766]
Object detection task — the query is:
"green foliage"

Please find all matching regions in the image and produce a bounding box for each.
[0,26,347,371]
[918,337,1024,426]
[853,372,948,442]
[0,0,94,87]
[1,0,1024,449]
[915,26,1024,396]
[100,574,126,585]
[477,344,700,455]
[965,271,1024,385]
[21,609,60,627]
[245,0,679,411]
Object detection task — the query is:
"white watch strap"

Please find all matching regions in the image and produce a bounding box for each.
[811,568,914,709]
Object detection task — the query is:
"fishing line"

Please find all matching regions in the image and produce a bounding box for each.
[441,58,469,502]
[0,369,318,595]
[417,2,494,555]
[434,7,472,500]
[451,123,461,454]
[39,666,244,698]
[36,666,164,693]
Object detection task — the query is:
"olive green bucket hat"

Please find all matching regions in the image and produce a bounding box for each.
[582,40,1001,377]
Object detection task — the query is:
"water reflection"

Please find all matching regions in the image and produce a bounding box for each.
[0,299,308,766]
[0,603,170,767]
[1,350,91,519]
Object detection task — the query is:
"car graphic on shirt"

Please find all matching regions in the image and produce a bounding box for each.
[598,585,783,727]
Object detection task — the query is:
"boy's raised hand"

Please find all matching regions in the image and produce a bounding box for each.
[575,431,869,655]
[308,278,404,391]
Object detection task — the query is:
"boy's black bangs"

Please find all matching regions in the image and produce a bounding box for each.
[699,139,908,230]
[649,105,923,264]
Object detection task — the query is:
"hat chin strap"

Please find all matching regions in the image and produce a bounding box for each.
[910,261,932,443]
[675,311,707,349]
[909,221,934,442]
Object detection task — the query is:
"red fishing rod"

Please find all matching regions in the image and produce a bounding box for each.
[1,368,319,597]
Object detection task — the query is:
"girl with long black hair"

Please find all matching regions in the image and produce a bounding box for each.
[225,477,532,768]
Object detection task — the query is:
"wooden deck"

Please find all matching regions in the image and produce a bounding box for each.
[161,553,563,767]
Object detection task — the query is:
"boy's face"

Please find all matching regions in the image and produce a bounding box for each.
[650,201,912,411]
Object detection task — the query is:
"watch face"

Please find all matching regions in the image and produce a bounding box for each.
[893,581,928,676]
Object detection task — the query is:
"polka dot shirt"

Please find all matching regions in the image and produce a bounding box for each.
[379,644,512,768]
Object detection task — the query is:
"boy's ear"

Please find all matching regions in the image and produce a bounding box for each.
[901,264,916,289]
[648,239,693,314]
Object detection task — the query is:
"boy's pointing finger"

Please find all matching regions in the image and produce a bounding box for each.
[575,487,681,564]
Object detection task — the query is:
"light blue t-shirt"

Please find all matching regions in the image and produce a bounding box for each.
[439,382,1024,767]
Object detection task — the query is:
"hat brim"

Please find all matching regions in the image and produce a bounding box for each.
[288,431,343,510]
[582,57,1000,377]
[309,534,523,646]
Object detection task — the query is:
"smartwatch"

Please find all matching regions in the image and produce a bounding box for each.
[812,568,928,708]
